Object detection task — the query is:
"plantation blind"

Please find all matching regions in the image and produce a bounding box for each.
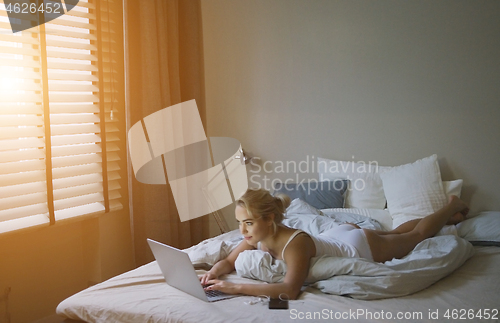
[0,0,124,233]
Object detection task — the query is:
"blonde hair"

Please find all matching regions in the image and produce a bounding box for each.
[236,188,291,225]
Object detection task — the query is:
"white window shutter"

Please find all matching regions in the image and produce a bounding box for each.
[0,0,124,232]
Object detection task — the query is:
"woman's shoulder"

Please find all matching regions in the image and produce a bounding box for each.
[279,225,304,235]
[281,231,315,261]
[290,230,313,244]
[277,225,309,239]
[282,229,314,251]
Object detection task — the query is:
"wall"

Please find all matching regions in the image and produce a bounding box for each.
[0,209,135,323]
[201,0,500,229]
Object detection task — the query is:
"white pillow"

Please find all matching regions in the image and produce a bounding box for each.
[285,198,323,216]
[443,179,463,198]
[317,157,389,209]
[380,155,448,229]
[456,211,500,246]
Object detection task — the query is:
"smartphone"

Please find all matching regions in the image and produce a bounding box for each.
[268,298,288,310]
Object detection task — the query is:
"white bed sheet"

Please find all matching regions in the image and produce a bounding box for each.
[57,203,500,322]
[57,246,500,323]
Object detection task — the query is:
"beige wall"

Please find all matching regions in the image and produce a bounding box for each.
[201,0,500,229]
[0,209,134,323]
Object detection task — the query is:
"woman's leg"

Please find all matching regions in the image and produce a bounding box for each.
[372,201,468,236]
[369,219,422,236]
[364,196,469,262]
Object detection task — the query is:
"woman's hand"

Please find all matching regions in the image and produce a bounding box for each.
[199,271,218,285]
[198,241,255,286]
[204,279,241,295]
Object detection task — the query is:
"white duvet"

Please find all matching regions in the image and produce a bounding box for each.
[186,199,475,300]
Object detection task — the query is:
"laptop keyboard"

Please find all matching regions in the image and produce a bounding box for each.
[205,289,226,298]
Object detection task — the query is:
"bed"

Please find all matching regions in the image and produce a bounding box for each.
[57,155,500,322]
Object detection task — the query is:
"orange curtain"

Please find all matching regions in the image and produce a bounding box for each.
[126,0,209,266]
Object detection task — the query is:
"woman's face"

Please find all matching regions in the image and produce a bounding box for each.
[235,205,272,246]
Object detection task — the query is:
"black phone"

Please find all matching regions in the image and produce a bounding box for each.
[268,298,288,310]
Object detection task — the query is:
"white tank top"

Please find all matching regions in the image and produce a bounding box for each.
[259,228,360,262]
[281,230,359,261]
[281,230,305,260]
[310,232,359,258]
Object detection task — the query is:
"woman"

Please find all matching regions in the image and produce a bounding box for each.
[200,188,469,300]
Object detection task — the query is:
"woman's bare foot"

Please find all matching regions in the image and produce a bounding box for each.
[447,195,469,225]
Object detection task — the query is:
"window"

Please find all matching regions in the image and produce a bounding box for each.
[0,0,125,233]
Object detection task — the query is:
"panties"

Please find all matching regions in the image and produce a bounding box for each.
[315,224,373,260]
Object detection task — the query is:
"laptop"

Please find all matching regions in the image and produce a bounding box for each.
[147,238,239,302]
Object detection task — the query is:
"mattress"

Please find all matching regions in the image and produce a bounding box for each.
[57,212,500,323]
[57,246,500,322]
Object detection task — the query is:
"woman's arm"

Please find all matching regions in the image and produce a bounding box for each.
[206,234,315,299]
[200,239,255,285]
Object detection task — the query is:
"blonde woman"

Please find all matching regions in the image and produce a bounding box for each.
[200,188,468,300]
